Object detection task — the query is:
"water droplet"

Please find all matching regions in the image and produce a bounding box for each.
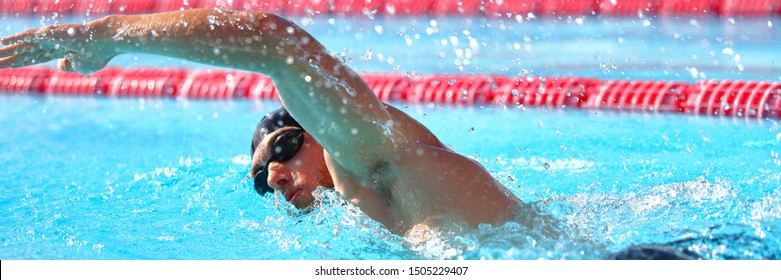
[468,127,474,132]
[686,67,699,79]
[560,144,567,151]
[350,128,358,135]
[544,162,551,170]
[66,27,75,36]
[538,120,543,128]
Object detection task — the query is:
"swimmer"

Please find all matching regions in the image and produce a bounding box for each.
[0,9,545,237]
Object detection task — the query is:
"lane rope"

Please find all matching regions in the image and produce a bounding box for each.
[2,67,778,118]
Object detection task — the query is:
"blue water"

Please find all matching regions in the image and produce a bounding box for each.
[1,96,779,259]
[2,14,781,259]
[2,14,778,81]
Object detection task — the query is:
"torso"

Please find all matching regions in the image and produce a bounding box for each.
[323,105,523,237]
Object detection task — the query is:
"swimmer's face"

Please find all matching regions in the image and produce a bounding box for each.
[251,127,334,209]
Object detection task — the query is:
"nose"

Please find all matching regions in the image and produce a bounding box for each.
[266,163,291,191]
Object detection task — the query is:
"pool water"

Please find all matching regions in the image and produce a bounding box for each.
[3,14,778,81]
[1,96,779,259]
[1,14,781,259]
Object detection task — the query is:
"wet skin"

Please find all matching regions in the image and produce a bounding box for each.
[1,9,542,237]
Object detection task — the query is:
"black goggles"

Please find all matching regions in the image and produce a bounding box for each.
[253,128,305,195]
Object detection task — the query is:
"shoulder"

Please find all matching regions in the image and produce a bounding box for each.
[383,104,445,149]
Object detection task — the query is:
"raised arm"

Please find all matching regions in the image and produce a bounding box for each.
[0,9,398,174]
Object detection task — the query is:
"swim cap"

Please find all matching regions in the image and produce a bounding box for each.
[251,107,303,157]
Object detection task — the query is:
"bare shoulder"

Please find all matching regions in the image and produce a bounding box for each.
[383,104,445,149]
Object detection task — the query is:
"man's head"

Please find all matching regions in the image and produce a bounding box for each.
[250,107,334,208]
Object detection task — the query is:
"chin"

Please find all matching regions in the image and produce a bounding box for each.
[293,197,314,209]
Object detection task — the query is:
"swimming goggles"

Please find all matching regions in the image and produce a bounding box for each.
[253,128,305,195]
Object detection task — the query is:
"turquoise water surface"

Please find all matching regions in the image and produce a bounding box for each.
[1,96,779,259]
[1,14,780,259]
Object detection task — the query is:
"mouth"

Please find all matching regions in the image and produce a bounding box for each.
[285,188,302,203]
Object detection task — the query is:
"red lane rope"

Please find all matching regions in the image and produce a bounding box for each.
[1,67,779,118]
[1,0,780,17]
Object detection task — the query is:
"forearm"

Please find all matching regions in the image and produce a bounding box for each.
[95,9,291,75]
[94,9,395,163]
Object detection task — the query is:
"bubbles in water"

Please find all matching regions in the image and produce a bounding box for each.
[686,67,699,79]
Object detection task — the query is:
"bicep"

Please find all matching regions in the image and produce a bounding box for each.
[265,18,398,171]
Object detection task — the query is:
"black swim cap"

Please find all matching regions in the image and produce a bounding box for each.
[251,107,303,156]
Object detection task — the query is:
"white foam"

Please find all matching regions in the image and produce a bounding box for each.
[231,154,252,165]
[495,156,596,173]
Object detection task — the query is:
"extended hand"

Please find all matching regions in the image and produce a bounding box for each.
[0,22,117,74]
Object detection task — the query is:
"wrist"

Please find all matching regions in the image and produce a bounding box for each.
[88,15,126,56]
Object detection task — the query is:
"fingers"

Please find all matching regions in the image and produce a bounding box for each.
[0,51,56,68]
[0,26,47,45]
[1,24,81,46]
[0,42,37,57]
[0,39,63,69]
[0,29,53,69]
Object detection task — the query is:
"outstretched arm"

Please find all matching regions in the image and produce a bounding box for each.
[0,9,398,175]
